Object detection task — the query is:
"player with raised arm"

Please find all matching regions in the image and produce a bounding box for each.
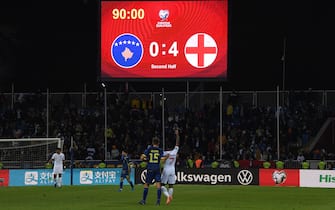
[118,148,134,192]
[48,147,65,188]
[161,129,180,205]
[139,137,167,206]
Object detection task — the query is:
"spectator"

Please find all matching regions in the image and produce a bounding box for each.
[318,158,326,170]
[111,145,120,159]
[301,159,310,169]
[195,154,203,168]
[263,160,271,169]
[297,153,305,162]
[275,160,284,169]
[232,159,240,168]
[86,145,96,160]
[211,159,219,168]
[98,160,106,168]
[186,156,194,168]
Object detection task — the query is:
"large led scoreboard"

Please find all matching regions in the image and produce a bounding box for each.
[100,0,228,80]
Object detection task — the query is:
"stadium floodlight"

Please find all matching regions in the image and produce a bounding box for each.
[101,82,106,88]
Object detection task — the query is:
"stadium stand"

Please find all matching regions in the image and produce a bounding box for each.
[1,89,335,169]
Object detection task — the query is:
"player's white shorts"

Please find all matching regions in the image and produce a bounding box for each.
[53,166,64,175]
[161,168,176,184]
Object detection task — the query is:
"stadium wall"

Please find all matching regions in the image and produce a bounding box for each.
[135,168,259,185]
[1,168,135,187]
[1,168,335,188]
[0,169,9,186]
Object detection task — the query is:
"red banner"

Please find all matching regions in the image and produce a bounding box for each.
[0,170,9,187]
[259,169,299,187]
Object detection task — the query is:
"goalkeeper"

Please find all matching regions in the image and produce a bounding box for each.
[48,147,65,187]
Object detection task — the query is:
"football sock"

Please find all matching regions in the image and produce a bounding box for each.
[157,188,162,201]
[130,181,134,189]
[143,188,148,201]
[59,177,62,187]
[161,186,169,197]
[120,181,123,189]
[168,188,174,196]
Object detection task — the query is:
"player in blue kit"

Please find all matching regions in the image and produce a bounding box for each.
[139,137,167,205]
[118,149,134,192]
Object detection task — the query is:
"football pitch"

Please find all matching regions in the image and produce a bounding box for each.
[0,185,334,210]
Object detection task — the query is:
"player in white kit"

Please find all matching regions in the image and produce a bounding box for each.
[48,147,65,187]
[161,129,180,205]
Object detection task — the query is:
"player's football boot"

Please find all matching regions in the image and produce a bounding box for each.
[138,200,146,205]
[166,196,172,205]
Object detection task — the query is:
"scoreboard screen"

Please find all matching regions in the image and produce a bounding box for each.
[100,0,228,80]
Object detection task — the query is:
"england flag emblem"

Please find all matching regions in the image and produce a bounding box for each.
[184,33,218,68]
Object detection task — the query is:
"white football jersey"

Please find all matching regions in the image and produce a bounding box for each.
[163,146,179,169]
[52,152,65,167]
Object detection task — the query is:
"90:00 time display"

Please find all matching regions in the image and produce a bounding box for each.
[112,8,145,20]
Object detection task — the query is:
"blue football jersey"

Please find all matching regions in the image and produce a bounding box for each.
[121,155,130,171]
[144,146,163,170]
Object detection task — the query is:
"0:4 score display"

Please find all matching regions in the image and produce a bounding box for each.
[149,41,178,57]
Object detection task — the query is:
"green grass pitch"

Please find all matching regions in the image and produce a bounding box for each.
[0,185,334,210]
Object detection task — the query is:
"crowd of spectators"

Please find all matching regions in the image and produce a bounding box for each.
[1,90,335,168]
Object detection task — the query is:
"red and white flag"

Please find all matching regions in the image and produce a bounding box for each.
[184,33,218,68]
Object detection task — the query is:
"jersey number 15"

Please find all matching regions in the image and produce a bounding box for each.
[149,153,159,163]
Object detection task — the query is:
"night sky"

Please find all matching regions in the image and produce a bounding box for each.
[0,0,334,91]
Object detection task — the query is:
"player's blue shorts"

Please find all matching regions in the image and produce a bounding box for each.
[146,169,161,184]
[121,169,129,178]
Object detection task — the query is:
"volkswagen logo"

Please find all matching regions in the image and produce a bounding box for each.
[237,170,253,185]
